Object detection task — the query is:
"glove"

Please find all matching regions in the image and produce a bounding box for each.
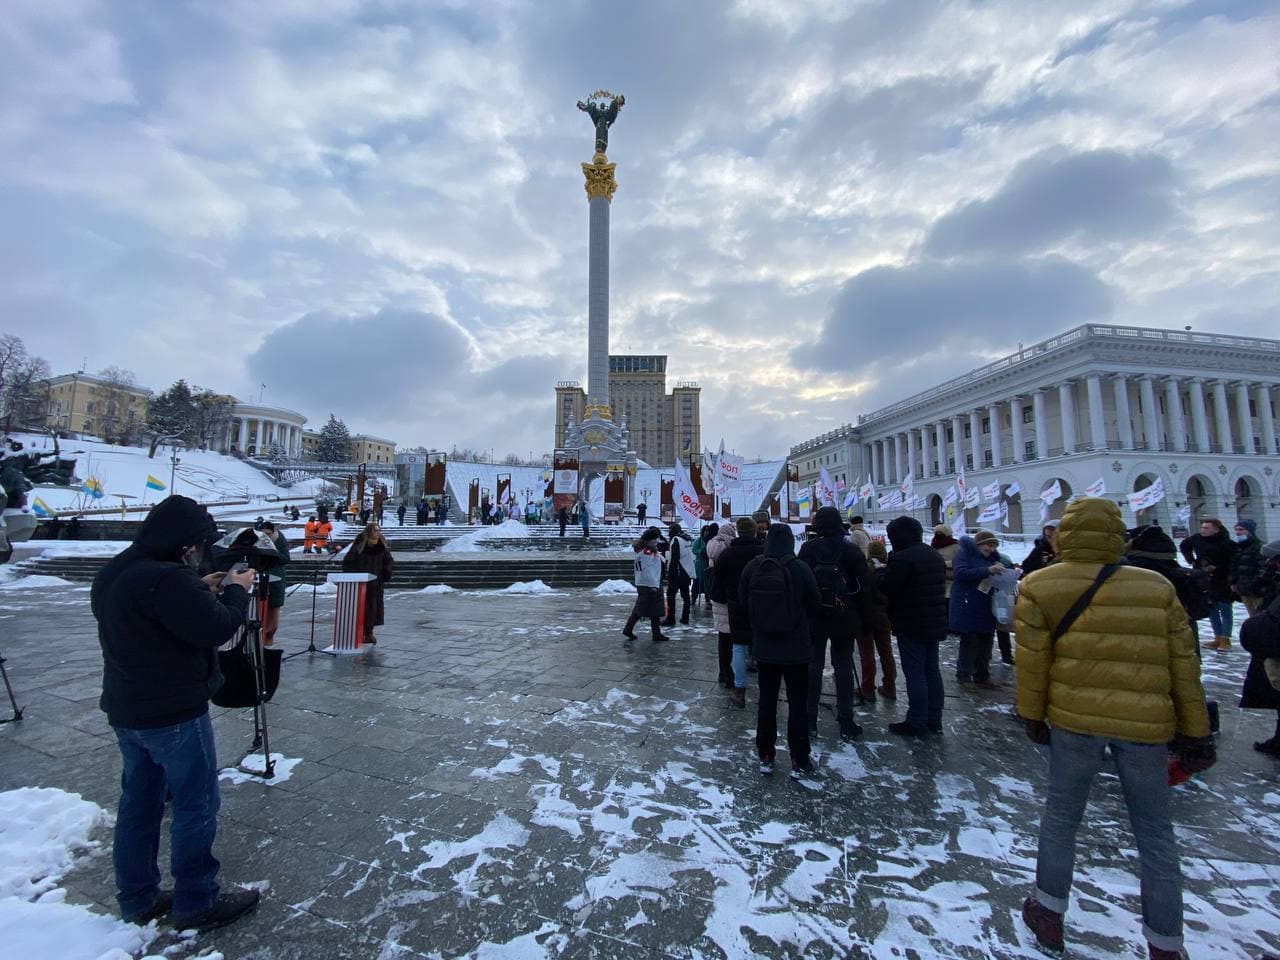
[1024,719,1051,745]
[1175,735,1216,774]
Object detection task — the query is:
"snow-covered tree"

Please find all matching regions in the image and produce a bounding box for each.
[317,414,351,463]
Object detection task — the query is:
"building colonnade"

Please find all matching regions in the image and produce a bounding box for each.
[863,375,1280,487]
[223,416,304,458]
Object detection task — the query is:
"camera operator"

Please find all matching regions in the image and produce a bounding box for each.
[255,520,291,646]
[91,495,261,931]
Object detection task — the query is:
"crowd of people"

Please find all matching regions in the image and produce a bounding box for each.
[623,500,1280,959]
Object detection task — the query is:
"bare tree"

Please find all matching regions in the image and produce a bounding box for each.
[0,334,52,433]
[189,388,235,450]
[96,366,145,444]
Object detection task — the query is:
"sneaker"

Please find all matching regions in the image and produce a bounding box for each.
[1253,736,1280,756]
[839,720,863,742]
[888,721,927,739]
[123,890,172,925]
[927,722,944,735]
[652,634,671,642]
[172,888,261,933]
[621,630,637,641]
[878,686,897,701]
[731,687,746,709]
[759,756,774,776]
[789,759,817,780]
[1021,896,1064,953]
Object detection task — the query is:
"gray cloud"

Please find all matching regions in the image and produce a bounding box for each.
[924,149,1181,258]
[791,257,1113,374]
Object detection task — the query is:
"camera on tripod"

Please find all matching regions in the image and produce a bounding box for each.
[210,526,286,577]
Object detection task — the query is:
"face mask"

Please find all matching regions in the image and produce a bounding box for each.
[182,546,203,571]
[1235,534,1250,543]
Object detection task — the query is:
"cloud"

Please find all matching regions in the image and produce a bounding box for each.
[924,149,1181,258]
[791,257,1113,374]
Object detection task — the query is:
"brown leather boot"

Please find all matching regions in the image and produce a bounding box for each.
[1022,896,1064,953]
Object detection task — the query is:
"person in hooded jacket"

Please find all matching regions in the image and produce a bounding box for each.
[1239,539,1280,756]
[880,516,948,737]
[1179,517,1236,650]
[861,540,898,702]
[716,516,764,707]
[798,506,872,741]
[706,521,738,686]
[930,524,959,599]
[950,529,1007,686]
[740,524,821,777]
[1015,497,1212,960]
[1230,519,1264,616]
[91,496,261,931]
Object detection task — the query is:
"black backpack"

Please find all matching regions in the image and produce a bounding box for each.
[1169,565,1212,621]
[811,542,856,617]
[749,556,799,633]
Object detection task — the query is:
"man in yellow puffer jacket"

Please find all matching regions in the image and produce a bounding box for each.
[1015,497,1212,960]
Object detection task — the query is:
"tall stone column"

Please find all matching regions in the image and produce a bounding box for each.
[1112,375,1135,450]
[1212,379,1233,453]
[892,433,903,482]
[1256,384,1277,456]
[582,153,618,414]
[1188,378,1211,453]
[969,411,982,469]
[919,428,931,480]
[1236,381,1256,454]
[907,429,918,480]
[237,417,248,452]
[1032,390,1048,460]
[1139,376,1160,451]
[988,402,1003,468]
[935,422,948,474]
[1164,377,1187,453]
[951,415,964,474]
[1010,397,1025,463]
[1058,382,1077,454]
[1086,374,1107,451]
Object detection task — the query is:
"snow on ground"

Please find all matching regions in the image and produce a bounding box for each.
[218,753,303,787]
[593,579,636,595]
[500,580,556,595]
[438,519,531,553]
[0,574,78,590]
[11,432,324,516]
[419,584,456,594]
[0,787,161,960]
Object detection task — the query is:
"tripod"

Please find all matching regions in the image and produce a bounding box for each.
[239,569,276,779]
[283,557,335,661]
[0,644,23,724]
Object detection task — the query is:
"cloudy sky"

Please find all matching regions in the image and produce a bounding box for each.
[2,0,1277,458]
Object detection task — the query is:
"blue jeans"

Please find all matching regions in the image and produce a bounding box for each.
[897,638,944,729]
[1208,599,1233,638]
[732,643,748,688]
[1033,728,1183,951]
[113,713,222,919]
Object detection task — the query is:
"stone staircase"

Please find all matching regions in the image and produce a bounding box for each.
[16,553,637,591]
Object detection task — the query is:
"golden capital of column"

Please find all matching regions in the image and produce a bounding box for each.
[583,402,612,420]
[582,154,617,202]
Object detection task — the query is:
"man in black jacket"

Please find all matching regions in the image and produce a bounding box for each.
[714,516,764,707]
[741,524,821,778]
[880,515,948,738]
[91,496,260,931]
[798,506,872,740]
[1179,517,1236,650]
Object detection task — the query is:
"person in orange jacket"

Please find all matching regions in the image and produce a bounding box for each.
[303,516,319,554]
[314,518,335,554]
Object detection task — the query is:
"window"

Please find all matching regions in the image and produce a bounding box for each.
[945,426,954,442]
[981,417,990,434]
[947,458,956,473]
[1025,440,1036,458]
[82,419,93,432]
[85,401,96,414]
[965,454,973,469]
[1022,406,1034,424]
[1249,399,1257,417]
[983,451,993,467]
[963,423,971,439]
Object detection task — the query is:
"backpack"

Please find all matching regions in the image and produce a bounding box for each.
[1169,565,1212,621]
[812,554,851,618]
[749,556,799,633]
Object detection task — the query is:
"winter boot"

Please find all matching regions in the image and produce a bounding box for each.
[759,755,774,776]
[1213,635,1232,650]
[888,721,927,739]
[789,758,817,780]
[171,888,261,933]
[1021,896,1064,953]
[1147,944,1189,960]
[731,687,746,709]
[1253,736,1280,756]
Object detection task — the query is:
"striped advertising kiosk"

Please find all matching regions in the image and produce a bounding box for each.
[325,573,376,654]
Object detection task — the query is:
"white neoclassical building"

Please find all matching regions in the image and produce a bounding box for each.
[218,404,307,459]
[791,324,1280,538]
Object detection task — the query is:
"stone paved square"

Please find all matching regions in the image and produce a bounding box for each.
[1,580,1277,959]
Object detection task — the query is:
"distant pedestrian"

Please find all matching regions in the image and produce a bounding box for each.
[740,523,820,778]
[949,529,1006,687]
[706,521,737,688]
[623,527,669,643]
[302,516,319,554]
[579,500,591,538]
[397,501,407,526]
[930,524,959,599]
[1179,517,1236,650]
[716,517,764,708]
[662,523,692,627]
[557,505,569,538]
[880,516,947,738]
[1230,519,1264,616]
[636,501,647,525]
[848,515,871,556]
[1020,520,1060,577]
[1017,497,1212,960]
[691,524,715,608]
[860,540,897,702]
[1239,538,1280,756]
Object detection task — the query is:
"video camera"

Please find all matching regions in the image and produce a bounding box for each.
[209,526,287,574]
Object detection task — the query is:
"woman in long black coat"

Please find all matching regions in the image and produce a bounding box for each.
[342,522,393,644]
[1240,570,1280,756]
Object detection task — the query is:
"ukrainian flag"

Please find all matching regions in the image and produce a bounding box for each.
[82,476,105,499]
[145,475,166,491]
[31,497,53,518]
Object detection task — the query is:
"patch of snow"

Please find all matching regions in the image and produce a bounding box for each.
[592,579,636,594]
[32,541,131,558]
[439,520,532,554]
[218,753,302,786]
[0,575,77,590]
[500,580,556,595]
[419,584,456,594]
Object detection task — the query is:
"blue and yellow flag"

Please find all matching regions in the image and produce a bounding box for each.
[31,496,53,518]
[145,475,166,491]
[82,476,105,499]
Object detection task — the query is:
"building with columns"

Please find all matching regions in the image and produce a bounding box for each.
[220,403,307,459]
[791,324,1280,538]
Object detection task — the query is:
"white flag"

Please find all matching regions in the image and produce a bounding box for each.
[911,494,927,510]
[818,467,837,506]
[976,502,1002,524]
[672,457,703,529]
[1039,479,1063,504]
[843,489,857,508]
[981,480,1001,502]
[942,486,958,508]
[950,511,967,539]
[1126,477,1165,513]
[859,481,875,502]
[956,465,967,499]
[1005,480,1021,498]
[1175,505,1191,525]
[1000,501,1011,529]
[1085,478,1106,498]
[1039,501,1050,524]
[899,470,914,498]
[964,486,980,508]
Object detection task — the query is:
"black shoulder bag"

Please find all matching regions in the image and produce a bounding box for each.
[1050,564,1120,644]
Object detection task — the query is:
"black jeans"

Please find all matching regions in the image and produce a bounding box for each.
[623,612,664,640]
[957,631,993,681]
[756,661,810,764]
[807,621,857,725]
[898,638,944,729]
[717,632,733,683]
[997,630,1013,662]
[664,578,690,624]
